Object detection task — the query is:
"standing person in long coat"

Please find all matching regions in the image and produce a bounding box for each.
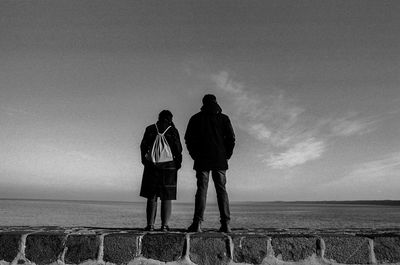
[140,110,182,231]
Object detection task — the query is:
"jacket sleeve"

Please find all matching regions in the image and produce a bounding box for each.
[171,128,183,169]
[184,116,198,160]
[140,127,151,165]
[224,116,235,159]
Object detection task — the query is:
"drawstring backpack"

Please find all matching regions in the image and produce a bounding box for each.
[145,124,174,164]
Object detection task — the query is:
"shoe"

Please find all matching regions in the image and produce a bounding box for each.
[219,223,232,233]
[144,225,154,231]
[187,221,202,232]
[161,225,170,232]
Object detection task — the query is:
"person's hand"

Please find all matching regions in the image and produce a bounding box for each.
[142,160,153,167]
[173,159,182,170]
[189,152,198,161]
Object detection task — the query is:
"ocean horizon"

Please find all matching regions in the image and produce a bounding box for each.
[1,198,400,229]
[3,197,400,204]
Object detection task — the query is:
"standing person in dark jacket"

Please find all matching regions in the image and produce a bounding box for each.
[185,94,235,233]
[140,110,182,231]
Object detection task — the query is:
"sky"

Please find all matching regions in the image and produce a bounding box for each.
[1,0,399,202]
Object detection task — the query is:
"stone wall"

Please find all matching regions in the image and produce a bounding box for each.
[0,227,400,265]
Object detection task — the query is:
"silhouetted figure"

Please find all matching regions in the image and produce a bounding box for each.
[140,110,182,231]
[185,94,235,232]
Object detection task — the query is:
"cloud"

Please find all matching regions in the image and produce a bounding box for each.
[211,71,308,145]
[210,71,378,169]
[266,138,326,169]
[328,113,377,137]
[211,71,325,168]
[349,153,400,180]
[211,71,243,94]
[319,152,400,198]
[248,123,272,141]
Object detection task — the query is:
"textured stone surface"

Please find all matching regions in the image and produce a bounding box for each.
[0,233,21,262]
[233,236,269,264]
[103,233,139,264]
[142,233,185,262]
[25,233,65,265]
[271,236,315,261]
[65,235,99,264]
[2,227,400,265]
[190,233,230,265]
[374,236,400,263]
[316,237,325,257]
[323,236,370,264]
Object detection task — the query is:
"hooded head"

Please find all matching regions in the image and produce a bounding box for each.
[158,110,173,125]
[201,94,222,114]
[202,94,217,105]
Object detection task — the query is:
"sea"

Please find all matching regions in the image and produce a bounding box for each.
[1,199,400,229]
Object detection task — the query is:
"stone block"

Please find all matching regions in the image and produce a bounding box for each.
[271,236,315,261]
[0,233,21,262]
[189,233,230,265]
[65,235,99,264]
[323,236,370,264]
[141,233,185,262]
[103,233,139,264]
[25,233,65,265]
[374,236,400,263]
[232,236,269,264]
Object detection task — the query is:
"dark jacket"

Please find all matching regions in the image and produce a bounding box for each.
[140,123,182,200]
[185,102,235,170]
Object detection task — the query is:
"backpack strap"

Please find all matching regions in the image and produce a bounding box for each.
[155,123,159,134]
[155,124,171,135]
[160,125,171,135]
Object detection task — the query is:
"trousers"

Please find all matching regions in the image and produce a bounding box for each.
[193,170,231,224]
[146,196,171,226]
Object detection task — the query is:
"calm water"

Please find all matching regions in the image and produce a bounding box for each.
[1,199,400,229]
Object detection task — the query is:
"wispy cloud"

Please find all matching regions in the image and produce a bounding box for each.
[349,153,400,180]
[210,71,379,169]
[266,138,326,169]
[211,71,309,146]
[211,71,324,168]
[328,113,377,137]
[248,123,272,141]
[320,152,400,198]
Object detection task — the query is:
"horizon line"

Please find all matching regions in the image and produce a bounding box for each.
[1,197,400,205]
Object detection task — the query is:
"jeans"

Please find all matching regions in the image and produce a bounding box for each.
[193,170,231,224]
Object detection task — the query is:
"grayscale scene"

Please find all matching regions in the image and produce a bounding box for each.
[1,0,400,246]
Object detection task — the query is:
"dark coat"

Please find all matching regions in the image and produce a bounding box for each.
[185,102,235,171]
[140,123,182,200]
